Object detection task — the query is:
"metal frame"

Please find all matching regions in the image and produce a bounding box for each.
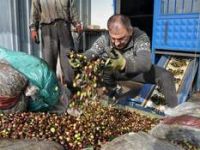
[152,0,200,97]
[152,0,200,62]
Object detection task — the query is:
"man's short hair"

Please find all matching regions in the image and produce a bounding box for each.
[107,14,133,32]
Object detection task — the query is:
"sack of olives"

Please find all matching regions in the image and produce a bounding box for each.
[0,61,27,110]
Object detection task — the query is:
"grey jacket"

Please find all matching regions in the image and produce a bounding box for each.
[84,27,152,74]
[30,0,80,30]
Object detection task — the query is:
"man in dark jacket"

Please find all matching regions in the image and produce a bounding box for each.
[84,14,178,108]
[30,0,82,89]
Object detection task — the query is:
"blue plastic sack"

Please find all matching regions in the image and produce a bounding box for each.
[0,47,60,112]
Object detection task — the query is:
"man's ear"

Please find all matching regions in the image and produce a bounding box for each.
[128,28,133,36]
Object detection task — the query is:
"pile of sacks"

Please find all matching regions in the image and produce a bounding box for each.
[0,60,27,113]
[0,47,60,113]
[150,101,200,148]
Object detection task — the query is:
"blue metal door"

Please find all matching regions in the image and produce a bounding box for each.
[152,0,200,61]
[151,0,200,98]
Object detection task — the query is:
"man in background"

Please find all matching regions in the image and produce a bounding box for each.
[30,0,83,90]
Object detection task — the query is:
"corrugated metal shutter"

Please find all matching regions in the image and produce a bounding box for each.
[0,0,19,51]
[0,0,42,57]
[0,0,90,57]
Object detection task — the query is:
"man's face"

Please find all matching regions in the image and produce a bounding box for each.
[109,22,132,50]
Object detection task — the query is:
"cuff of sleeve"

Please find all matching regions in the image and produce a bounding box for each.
[120,58,126,71]
[29,22,39,31]
[72,21,80,27]
[29,25,37,31]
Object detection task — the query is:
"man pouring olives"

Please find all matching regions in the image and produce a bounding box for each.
[83,14,178,109]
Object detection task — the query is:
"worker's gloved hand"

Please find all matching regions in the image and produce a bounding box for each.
[31,30,40,44]
[106,50,126,71]
[68,58,81,68]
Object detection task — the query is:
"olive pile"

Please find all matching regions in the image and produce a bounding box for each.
[167,58,189,89]
[170,59,187,68]
[0,102,159,150]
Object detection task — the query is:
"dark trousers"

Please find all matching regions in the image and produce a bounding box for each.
[41,20,74,86]
[103,65,178,107]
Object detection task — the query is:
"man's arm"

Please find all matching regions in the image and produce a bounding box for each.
[69,0,81,29]
[124,34,152,74]
[29,0,41,43]
[29,0,41,30]
[83,35,107,60]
